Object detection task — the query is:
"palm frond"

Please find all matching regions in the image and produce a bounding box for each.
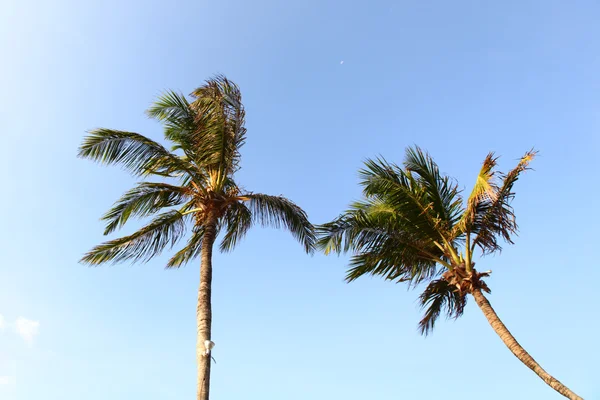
[80,210,187,265]
[245,193,315,253]
[471,150,536,254]
[146,90,197,148]
[455,153,498,234]
[346,248,438,284]
[147,90,193,125]
[418,279,467,335]
[317,202,405,254]
[219,201,252,252]
[358,157,454,244]
[316,212,363,256]
[317,204,442,283]
[102,182,191,235]
[166,228,205,268]
[403,147,464,229]
[190,76,246,189]
[78,129,195,177]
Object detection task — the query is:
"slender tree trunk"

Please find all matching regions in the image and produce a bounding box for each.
[471,289,582,400]
[197,212,218,400]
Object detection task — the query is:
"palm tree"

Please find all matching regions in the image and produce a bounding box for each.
[78,76,315,400]
[317,147,581,399]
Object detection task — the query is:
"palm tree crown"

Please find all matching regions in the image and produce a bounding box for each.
[79,76,315,267]
[317,146,533,333]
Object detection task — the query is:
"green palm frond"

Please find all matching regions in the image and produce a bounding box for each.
[316,211,365,256]
[346,245,439,284]
[358,157,455,244]
[219,202,252,252]
[317,203,443,283]
[80,210,188,265]
[147,90,193,125]
[471,150,536,254]
[359,157,406,197]
[245,193,315,253]
[418,279,467,335]
[102,182,191,235]
[146,90,197,147]
[403,147,463,229]
[78,129,194,177]
[166,228,205,268]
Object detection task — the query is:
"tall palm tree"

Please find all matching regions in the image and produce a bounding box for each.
[78,76,315,400]
[317,147,581,399]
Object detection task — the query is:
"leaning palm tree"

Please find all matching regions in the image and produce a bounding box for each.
[78,76,315,400]
[317,147,581,399]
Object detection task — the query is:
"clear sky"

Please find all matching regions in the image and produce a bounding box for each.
[1,0,598,399]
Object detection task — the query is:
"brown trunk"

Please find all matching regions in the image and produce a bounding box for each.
[197,211,217,400]
[471,289,582,400]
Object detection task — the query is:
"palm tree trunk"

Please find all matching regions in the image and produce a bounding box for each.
[471,289,582,399]
[197,212,217,400]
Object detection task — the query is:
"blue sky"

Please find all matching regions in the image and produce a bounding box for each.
[1,0,598,398]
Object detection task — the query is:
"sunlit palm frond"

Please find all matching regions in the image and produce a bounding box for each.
[471,150,536,254]
[80,210,187,265]
[404,147,462,230]
[358,157,454,243]
[317,203,442,283]
[102,182,191,235]
[359,157,406,198]
[318,202,399,255]
[403,147,464,229]
[316,206,377,256]
[346,243,439,284]
[147,90,193,125]
[455,153,498,235]
[190,76,247,190]
[245,193,315,253]
[78,129,193,177]
[146,90,197,147]
[418,279,467,335]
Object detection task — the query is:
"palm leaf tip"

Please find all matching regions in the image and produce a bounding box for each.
[315,217,348,256]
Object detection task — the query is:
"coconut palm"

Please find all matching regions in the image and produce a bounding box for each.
[317,147,581,399]
[78,76,315,400]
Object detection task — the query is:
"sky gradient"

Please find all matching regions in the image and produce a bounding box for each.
[1,0,599,399]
